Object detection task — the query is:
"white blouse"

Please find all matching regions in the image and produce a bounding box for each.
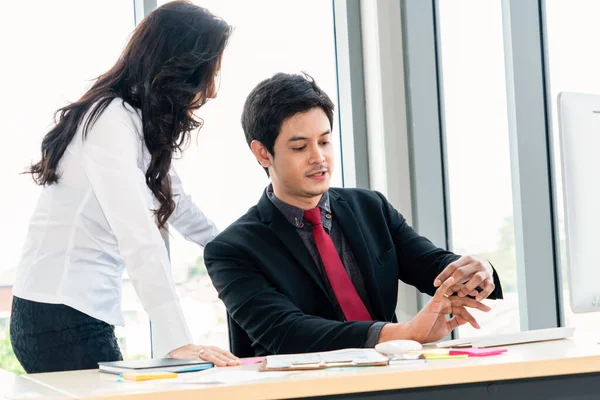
[13,98,218,357]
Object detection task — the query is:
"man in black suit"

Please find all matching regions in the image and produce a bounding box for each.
[205,73,503,357]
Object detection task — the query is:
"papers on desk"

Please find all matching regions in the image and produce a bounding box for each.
[388,353,426,365]
[263,349,389,371]
[436,327,574,348]
[173,370,292,384]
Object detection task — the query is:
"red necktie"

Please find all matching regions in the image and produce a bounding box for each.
[303,207,371,321]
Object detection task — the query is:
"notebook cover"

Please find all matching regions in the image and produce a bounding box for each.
[98,358,212,371]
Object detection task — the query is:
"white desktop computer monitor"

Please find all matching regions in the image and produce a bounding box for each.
[557,91,600,313]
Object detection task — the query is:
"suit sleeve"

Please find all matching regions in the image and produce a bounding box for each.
[376,192,503,299]
[204,239,375,355]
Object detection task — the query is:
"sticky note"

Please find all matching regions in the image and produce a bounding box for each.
[419,349,450,357]
[449,348,507,357]
[120,372,178,381]
[240,357,266,365]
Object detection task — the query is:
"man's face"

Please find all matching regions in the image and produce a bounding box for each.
[268,107,334,203]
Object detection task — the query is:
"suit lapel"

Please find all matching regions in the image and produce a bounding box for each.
[257,192,329,298]
[330,191,387,321]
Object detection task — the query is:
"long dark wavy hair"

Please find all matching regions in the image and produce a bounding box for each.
[27,1,231,229]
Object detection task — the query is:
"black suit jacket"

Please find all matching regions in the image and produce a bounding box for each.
[204,188,503,357]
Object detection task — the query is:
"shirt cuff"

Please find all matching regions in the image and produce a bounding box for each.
[488,261,504,299]
[364,322,388,348]
[149,300,193,358]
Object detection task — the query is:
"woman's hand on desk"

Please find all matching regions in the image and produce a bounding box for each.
[378,277,492,344]
[169,344,240,367]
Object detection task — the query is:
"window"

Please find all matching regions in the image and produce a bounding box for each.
[0,1,148,367]
[544,0,600,333]
[155,0,341,351]
[1,1,342,369]
[437,0,520,337]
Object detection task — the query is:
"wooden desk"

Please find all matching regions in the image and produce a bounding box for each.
[0,369,70,400]
[21,337,600,400]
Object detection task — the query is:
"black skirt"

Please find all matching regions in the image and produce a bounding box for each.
[10,296,123,373]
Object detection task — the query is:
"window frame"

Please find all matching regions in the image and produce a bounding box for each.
[400,0,563,333]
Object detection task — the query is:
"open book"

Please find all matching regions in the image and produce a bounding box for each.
[260,349,389,371]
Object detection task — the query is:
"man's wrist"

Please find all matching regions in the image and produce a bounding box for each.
[377,322,414,344]
[365,322,388,347]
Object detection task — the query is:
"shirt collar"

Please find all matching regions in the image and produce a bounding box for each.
[266,184,331,228]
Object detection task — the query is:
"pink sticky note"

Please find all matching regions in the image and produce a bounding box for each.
[449,348,507,357]
[240,357,266,365]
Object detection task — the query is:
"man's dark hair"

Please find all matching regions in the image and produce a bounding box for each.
[241,72,335,175]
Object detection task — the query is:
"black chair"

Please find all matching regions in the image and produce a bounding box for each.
[227,313,255,358]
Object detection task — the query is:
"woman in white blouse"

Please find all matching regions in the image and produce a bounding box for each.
[10,0,239,373]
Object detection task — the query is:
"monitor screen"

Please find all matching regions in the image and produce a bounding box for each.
[558,91,600,313]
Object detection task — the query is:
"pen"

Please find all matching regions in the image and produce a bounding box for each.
[118,372,178,382]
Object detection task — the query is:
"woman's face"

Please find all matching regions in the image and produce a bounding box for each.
[190,59,222,112]
[207,56,222,100]
[206,70,220,100]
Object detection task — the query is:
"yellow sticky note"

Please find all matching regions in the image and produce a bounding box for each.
[418,349,450,357]
[120,372,178,381]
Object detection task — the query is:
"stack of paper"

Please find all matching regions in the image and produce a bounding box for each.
[264,349,389,370]
[173,370,292,385]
